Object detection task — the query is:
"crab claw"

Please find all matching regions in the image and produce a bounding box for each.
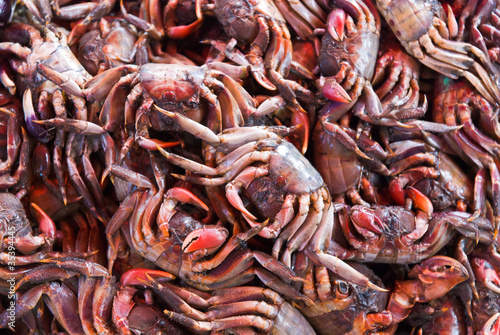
[480,313,500,335]
[472,258,500,294]
[320,77,351,103]
[408,256,468,302]
[166,187,209,212]
[31,203,56,239]
[120,268,175,286]
[182,226,229,253]
[22,89,52,143]
[407,186,433,217]
[349,206,385,242]
[327,9,346,41]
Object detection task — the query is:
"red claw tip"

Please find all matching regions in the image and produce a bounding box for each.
[182,226,229,253]
[327,9,346,42]
[321,79,351,103]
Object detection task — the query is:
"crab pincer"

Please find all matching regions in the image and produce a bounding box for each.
[366,256,469,331]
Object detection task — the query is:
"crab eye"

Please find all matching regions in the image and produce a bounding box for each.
[338,281,348,293]
[335,280,350,299]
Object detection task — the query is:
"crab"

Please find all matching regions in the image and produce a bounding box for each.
[315,0,381,115]
[103,151,305,291]
[202,0,315,117]
[0,21,118,217]
[433,75,500,224]
[291,255,468,334]
[67,16,141,76]
[81,62,253,148]
[325,203,494,264]
[154,108,387,291]
[23,0,116,26]
[364,256,469,332]
[375,0,500,105]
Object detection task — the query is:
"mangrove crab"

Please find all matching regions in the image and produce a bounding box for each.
[326,204,494,264]
[375,0,500,105]
[154,108,386,291]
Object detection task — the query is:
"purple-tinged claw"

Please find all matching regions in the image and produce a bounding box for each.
[327,9,346,41]
[22,89,53,143]
[319,77,351,103]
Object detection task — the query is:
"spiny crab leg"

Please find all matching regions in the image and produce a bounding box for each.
[155,106,221,147]
[156,147,219,176]
[37,63,85,98]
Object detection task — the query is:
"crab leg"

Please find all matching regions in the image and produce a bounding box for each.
[93,276,117,334]
[165,309,273,332]
[0,282,84,334]
[0,107,21,175]
[306,200,386,291]
[78,276,98,334]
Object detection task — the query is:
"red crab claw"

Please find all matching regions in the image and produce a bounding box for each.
[406,186,433,217]
[407,256,468,302]
[182,226,229,253]
[349,206,385,242]
[166,187,209,212]
[30,202,56,240]
[320,77,351,103]
[290,111,309,155]
[369,256,469,327]
[120,268,175,286]
[327,8,346,41]
[480,313,500,335]
[472,258,500,294]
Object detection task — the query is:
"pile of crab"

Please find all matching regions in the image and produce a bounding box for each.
[1,0,500,333]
